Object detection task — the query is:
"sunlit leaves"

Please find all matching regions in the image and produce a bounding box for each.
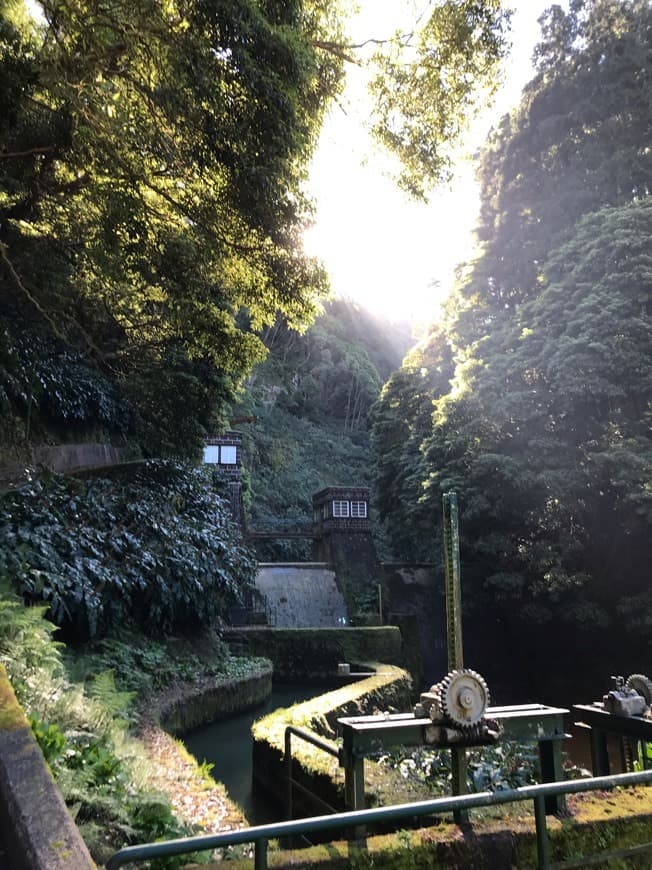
[0,0,345,448]
[369,0,511,198]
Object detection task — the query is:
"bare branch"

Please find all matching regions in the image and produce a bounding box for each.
[0,241,68,341]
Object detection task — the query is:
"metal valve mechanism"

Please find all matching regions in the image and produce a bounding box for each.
[603,673,652,718]
[414,668,501,742]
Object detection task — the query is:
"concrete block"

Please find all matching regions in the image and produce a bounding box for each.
[0,666,95,870]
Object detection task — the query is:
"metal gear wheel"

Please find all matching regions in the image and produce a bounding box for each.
[625,673,652,706]
[439,669,490,729]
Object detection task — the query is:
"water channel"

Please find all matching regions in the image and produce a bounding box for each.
[182,682,327,824]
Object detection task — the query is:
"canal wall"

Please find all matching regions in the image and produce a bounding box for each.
[251,664,417,819]
[0,665,95,870]
[148,661,273,735]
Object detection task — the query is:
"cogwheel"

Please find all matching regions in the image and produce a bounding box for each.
[439,669,490,729]
[625,673,652,706]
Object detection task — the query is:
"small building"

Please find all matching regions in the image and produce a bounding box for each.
[312,486,370,536]
[203,430,243,523]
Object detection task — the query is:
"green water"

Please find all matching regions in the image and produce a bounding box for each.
[182,683,323,823]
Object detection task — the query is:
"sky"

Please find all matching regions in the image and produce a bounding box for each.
[303,1,566,329]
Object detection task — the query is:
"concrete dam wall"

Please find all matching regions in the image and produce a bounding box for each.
[255,563,347,628]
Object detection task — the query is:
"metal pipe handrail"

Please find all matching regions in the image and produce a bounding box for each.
[285,725,340,821]
[285,725,339,759]
[106,768,652,870]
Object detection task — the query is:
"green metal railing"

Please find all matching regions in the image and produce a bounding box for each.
[106,768,652,870]
[284,725,339,820]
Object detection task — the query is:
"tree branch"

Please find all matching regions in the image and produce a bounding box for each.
[0,146,58,160]
[0,241,67,341]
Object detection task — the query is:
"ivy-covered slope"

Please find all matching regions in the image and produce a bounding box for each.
[0,461,256,639]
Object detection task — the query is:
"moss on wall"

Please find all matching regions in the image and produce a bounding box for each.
[146,662,273,735]
[0,666,96,869]
[225,627,404,681]
[251,665,427,817]
[0,665,27,733]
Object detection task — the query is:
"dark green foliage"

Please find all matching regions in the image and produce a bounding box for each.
[458,0,652,345]
[66,627,231,696]
[0,461,256,638]
[371,0,652,698]
[228,626,404,680]
[0,324,131,440]
[257,301,411,429]
[30,714,204,867]
[0,0,344,457]
[370,327,454,560]
[0,0,513,459]
[377,740,540,795]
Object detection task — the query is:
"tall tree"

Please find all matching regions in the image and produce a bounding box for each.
[370,327,454,559]
[457,0,652,345]
[373,0,652,695]
[0,0,511,455]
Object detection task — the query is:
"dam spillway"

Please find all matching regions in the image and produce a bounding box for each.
[255,563,347,627]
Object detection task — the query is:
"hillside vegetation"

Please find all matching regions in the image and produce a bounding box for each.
[371,0,652,700]
[234,299,411,558]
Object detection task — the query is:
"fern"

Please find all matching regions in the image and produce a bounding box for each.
[0,584,64,688]
[88,670,135,721]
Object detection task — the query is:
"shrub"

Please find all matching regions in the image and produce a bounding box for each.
[0,461,256,638]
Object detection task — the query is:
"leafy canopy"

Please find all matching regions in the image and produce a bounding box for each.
[0,0,511,455]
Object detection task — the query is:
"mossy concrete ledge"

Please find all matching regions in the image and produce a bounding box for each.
[224,627,405,681]
[0,664,95,869]
[252,664,423,816]
[208,787,652,868]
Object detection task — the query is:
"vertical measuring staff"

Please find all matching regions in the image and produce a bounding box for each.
[442,491,464,670]
[442,492,468,821]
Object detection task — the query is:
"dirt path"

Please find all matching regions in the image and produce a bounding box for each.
[138,716,247,834]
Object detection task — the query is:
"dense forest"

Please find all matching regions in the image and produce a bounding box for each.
[0,0,507,465]
[371,0,652,697]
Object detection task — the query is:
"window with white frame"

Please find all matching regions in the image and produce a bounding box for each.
[203,445,221,464]
[350,501,367,518]
[203,444,237,464]
[332,500,350,518]
[220,445,237,464]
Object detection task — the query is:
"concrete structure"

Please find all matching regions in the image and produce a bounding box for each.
[254,564,347,628]
[0,665,95,870]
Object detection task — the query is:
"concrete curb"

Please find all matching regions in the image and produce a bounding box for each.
[0,665,95,870]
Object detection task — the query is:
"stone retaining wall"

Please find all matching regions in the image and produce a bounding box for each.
[251,665,418,818]
[149,663,273,735]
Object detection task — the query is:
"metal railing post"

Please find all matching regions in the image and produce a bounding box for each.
[285,728,292,820]
[534,795,551,869]
[254,837,267,870]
